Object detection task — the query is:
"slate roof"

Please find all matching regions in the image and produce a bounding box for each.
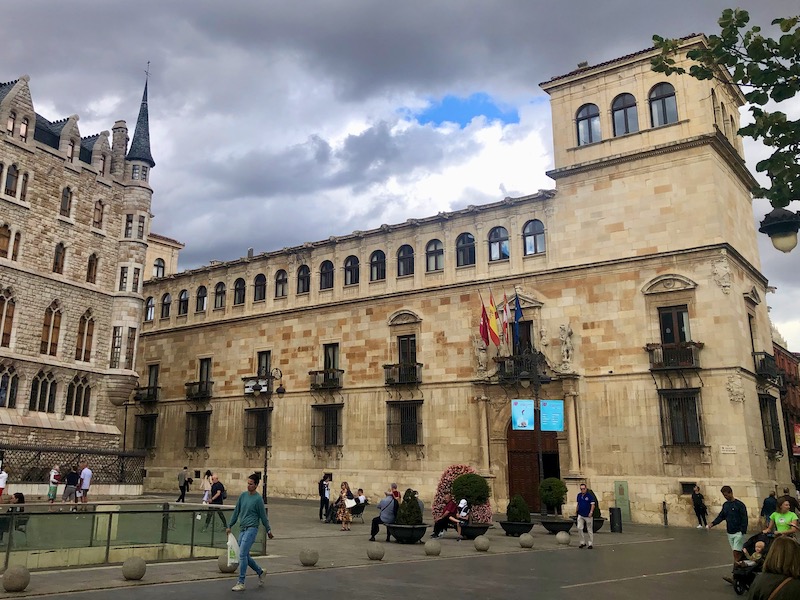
[126,80,155,167]
[0,79,17,103]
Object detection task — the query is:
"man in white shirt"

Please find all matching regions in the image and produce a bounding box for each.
[78,460,92,506]
[0,467,7,498]
[357,488,367,505]
[47,464,61,507]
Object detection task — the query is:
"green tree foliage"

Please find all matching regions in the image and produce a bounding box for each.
[451,473,490,507]
[396,488,423,525]
[539,478,568,510]
[506,494,532,523]
[652,9,800,208]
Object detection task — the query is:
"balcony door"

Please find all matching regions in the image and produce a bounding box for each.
[659,305,690,346]
[398,335,416,383]
[323,343,339,386]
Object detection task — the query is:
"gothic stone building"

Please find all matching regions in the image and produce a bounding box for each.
[0,75,155,456]
[133,36,790,524]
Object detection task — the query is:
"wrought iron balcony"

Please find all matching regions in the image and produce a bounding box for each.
[185,380,214,401]
[133,386,160,403]
[753,352,779,380]
[494,352,547,386]
[383,363,423,385]
[242,375,275,396]
[646,342,702,370]
[309,369,344,390]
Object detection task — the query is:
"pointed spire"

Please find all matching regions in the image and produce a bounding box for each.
[126,73,155,168]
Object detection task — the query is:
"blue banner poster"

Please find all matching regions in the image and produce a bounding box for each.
[540,400,564,432]
[511,399,535,431]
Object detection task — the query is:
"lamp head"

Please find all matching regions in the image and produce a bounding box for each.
[759,207,800,253]
[251,381,262,397]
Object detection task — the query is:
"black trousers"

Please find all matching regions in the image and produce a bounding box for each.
[204,506,228,528]
[319,497,329,520]
[694,506,708,526]
[177,483,187,502]
[370,516,391,541]
[433,516,452,536]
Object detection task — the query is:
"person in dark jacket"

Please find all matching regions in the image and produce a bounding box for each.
[760,492,778,528]
[691,485,708,529]
[709,485,749,584]
[318,474,330,521]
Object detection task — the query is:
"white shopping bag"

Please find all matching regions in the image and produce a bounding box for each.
[227,533,240,566]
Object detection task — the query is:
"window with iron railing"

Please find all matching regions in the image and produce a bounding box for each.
[185,411,211,448]
[312,404,342,447]
[244,408,272,448]
[658,389,702,446]
[759,394,783,453]
[387,400,423,446]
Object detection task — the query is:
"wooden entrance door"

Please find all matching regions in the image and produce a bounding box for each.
[507,420,560,512]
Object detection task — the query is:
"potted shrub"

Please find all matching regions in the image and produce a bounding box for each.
[570,488,607,533]
[451,473,493,539]
[499,494,534,537]
[386,489,428,544]
[539,478,573,534]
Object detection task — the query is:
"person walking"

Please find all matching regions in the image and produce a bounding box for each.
[709,485,748,584]
[200,469,212,504]
[576,483,596,549]
[177,466,188,503]
[78,460,92,509]
[692,485,709,529]
[0,466,7,499]
[62,465,79,508]
[47,464,61,509]
[202,473,227,532]
[760,491,778,529]
[226,472,273,592]
[318,474,330,521]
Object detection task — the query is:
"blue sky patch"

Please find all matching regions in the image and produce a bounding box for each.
[413,93,520,128]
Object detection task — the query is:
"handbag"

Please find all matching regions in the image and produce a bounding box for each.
[767,577,792,600]
[344,498,357,509]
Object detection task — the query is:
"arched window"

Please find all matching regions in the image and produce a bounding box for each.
[320,261,334,290]
[612,94,638,136]
[344,256,359,286]
[254,274,267,301]
[53,243,66,274]
[145,297,155,321]
[650,83,678,127]
[60,187,72,217]
[233,278,246,305]
[92,200,105,229]
[86,254,98,283]
[19,173,28,202]
[178,289,189,315]
[66,375,91,417]
[6,111,15,135]
[214,282,226,308]
[523,220,546,255]
[397,245,414,277]
[4,164,18,196]
[161,293,172,318]
[0,225,10,258]
[275,270,288,297]
[370,250,386,281]
[74,310,94,362]
[19,118,28,142]
[488,227,510,261]
[297,266,310,294]
[456,233,476,267]
[0,365,18,408]
[153,258,165,278]
[196,286,207,312]
[40,301,62,355]
[0,288,15,348]
[576,103,601,146]
[29,371,57,413]
[426,239,444,272]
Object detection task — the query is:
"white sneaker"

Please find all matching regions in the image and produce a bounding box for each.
[696,525,703,529]
[258,571,265,587]
[232,583,245,592]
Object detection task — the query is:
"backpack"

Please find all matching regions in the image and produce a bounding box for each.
[221,485,227,501]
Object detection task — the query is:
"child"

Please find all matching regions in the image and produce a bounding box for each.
[737,540,765,568]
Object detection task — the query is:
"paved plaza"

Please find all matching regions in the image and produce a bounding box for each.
[2,498,741,599]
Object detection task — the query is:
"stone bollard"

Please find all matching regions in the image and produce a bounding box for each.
[474,535,490,552]
[519,533,534,549]
[2,565,30,592]
[122,556,147,580]
[218,553,237,573]
[555,531,571,546]
[367,544,385,561]
[424,539,441,556]
[299,548,319,567]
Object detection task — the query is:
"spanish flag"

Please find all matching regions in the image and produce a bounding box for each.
[487,291,501,347]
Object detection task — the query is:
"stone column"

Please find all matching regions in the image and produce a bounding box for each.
[561,376,581,475]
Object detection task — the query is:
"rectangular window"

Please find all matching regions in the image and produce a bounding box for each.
[124,214,133,238]
[134,414,158,449]
[244,408,272,448]
[137,215,146,239]
[659,390,702,446]
[759,394,783,453]
[397,335,418,382]
[132,268,141,293]
[659,305,691,345]
[257,350,271,377]
[185,411,211,449]
[125,328,137,370]
[512,321,533,355]
[387,400,423,446]
[132,165,141,180]
[109,326,123,369]
[312,404,343,447]
[199,357,212,382]
[323,343,339,370]
[148,364,160,389]
[119,266,128,292]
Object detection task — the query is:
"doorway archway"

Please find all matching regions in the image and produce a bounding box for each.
[506,420,560,512]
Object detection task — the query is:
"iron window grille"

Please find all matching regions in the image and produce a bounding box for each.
[244,407,272,448]
[658,389,702,446]
[311,404,343,447]
[185,411,212,448]
[387,400,423,446]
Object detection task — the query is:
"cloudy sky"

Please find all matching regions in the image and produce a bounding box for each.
[4,1,799,348]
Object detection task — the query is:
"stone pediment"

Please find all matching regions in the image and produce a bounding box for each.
[743,287,761,305]
[388,310,422,326]
[642,274,698,295]
[499,291,543,311]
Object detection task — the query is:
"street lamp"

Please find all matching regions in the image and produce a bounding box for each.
[254,368,285,503]
[759,207,800,253]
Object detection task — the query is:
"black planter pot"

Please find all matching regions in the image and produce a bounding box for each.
[540,519,574,534]
[498,521,535,537]
[459,523,493,540]
[385,524,429,544]
[569,516,607,533]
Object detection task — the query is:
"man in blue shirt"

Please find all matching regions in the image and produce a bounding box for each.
[226,473,274,592]
[576,483,596,549]
[709,485,748,584]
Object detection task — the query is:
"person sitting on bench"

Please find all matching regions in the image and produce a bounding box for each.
[369,493,397,542]
[431,492,458,538]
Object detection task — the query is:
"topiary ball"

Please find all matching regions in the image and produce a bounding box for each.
[474,535,490,552]
[367,545,385,561]
[2,565,30,592]
[218,553,237,573]
[424,539,441,556]
[122,556,147,580]
[555,531,571,546]
[299,548,319,567]
[519,533,534,548]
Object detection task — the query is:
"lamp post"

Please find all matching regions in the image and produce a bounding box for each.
[759,207,800,253]
[251,368,285,504]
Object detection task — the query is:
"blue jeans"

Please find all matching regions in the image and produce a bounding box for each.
[237,527,262,584]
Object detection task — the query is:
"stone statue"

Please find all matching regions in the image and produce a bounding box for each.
[559,323,573,364]
[539,327,548,347]
[475,337,488,374]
